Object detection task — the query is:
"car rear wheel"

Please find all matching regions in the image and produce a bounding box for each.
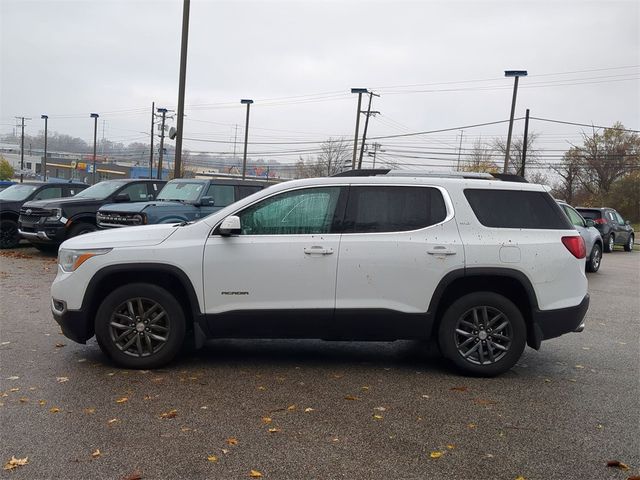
[586,243,602,272]
[438,292,526,377]
[94,283,186,369]
[624,234,634,252]
[604,234,615,253]
[0,219,20,249]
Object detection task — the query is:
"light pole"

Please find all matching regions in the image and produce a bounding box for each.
[156,108,168,179]
[41,115,48,181]
[503,70,527,173]
[174,0,191,179]
[240,99,253,179]
[90,113,99,184]
[350,88,367,170]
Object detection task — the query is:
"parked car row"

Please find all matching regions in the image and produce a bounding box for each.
[0,177,270,250]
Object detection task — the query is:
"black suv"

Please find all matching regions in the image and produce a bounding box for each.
[18,179,165,251]
[575,207,635,253]
[0,181,88,248]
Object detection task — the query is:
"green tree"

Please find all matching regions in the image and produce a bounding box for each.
[0,156,14,180]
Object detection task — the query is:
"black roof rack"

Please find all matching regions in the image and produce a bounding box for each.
[490,173,528,183]
[332,169,391,177]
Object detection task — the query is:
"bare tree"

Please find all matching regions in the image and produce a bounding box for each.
[551,147,583,203]
[317,137,351,176]
[494,132,539,178]
[461,139,499,173]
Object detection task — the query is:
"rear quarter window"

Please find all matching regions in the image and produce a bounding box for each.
[464,189,572,229]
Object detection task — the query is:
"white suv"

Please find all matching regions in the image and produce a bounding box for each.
[51,171,589,376]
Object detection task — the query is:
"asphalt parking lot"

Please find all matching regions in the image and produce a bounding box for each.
[0,246,638,480]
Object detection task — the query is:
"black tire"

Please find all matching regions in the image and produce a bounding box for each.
[586,243,602,272]
[68,222,97,238]
[604,234,614,253]
[0,219,20,249]
[624,234,634,252]
[94,283,186,369]
[33,244,59,254]
[438,292,526,377]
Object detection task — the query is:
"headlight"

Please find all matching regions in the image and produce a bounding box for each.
[131,214,144,225]
[46,208,62,222]
[58,248,111,273]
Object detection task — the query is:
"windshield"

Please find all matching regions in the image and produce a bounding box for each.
[157,182,205,202]
[74,181,124,200]
[0,184,39,201]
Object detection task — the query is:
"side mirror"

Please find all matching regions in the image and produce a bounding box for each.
[113,193,131,203]
[585,219,595,228]
[199,196,214,207]
[625,220,630,226]
[219,215,241,236]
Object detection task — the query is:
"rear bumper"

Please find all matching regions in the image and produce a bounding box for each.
[528,294,589,349]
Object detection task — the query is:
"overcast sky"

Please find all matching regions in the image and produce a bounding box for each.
[1,0,638,169]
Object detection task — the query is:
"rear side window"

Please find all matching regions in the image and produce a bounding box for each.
[343,186,447,233]
[464,189,571,229]
[206,184,235,207]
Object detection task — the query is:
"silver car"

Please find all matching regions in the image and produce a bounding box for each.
[557,200,603,272]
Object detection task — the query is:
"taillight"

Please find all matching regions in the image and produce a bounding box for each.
[594,218,607,224]
[562,236,586,259]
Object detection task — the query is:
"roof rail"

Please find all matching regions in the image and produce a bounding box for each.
[332,168,528,182]
[332,169,390,177]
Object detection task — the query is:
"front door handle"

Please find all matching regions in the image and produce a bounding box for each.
[427,246,457,256]
[304,246,334,255]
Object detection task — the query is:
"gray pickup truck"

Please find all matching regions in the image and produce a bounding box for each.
[96,178,268,228]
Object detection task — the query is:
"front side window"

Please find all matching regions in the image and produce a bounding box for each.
[74,181,125,200]
[33,187,63,201]
[119,183,150,201]
[237,187,341,235]
[614,212,625,225]
[342,186,447,233]
[206,184,235,207]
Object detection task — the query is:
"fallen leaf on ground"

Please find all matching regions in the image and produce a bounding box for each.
[374,406,386,411]
[373,414,383,420]
[3,456,28,471]
[287,404,296,411]
[160,409,178,419]
[344,395,360,401]
[515,476,526,480]
[626,476,640,480]
[361,386,370,391]
[221,449,229,455]
[257,386,266,391]
[84,408,96,414]
[121,471,143,480]
[430,451,444,459]
[606,460,629,470]
[55,343,66,348]
[226,438,238,446]
[107,418,118,425]
[261,417,272,424]
[6,376,19,380]
[116,397,128,404]
[473,398,496,406]
[207,455,218,463]
[467,423,477,429]
[39,400,46,406]
[450,386,468,392]
[19,397,28,403]
[574,365,585,369]
[249,470,263,478]
[9,388,19,392]
[304,408,314,413]
[268,428,281,433]
[56,377,69,383]
[447,444,456,450]
[49,407,60,413]
[91,449,101,458]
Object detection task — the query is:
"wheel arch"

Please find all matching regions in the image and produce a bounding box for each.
[81,263,204,342]
[428,268,540,349]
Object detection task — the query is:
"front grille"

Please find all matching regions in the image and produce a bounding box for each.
[19,214,43,223]
[97,212,142,226]
[19,208,51,224]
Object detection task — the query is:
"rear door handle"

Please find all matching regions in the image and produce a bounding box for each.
[427,246,457,256]
[304,246,334,255]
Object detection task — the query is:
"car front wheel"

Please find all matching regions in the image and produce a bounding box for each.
[0,219,20,249]
[94,283,186,369]
[586,243,602,272]
[624,234,634,252]
[604,234,615,253]
[438,292,526,377]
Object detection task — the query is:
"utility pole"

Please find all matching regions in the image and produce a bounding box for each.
[90,113,99,184]
[16,117,30,183]
[157,108,168,179]
[456,130,464,171]
[173,0,191,179]
[240,99,253,179]
[41,115,48,181]
[149,101,155,179]
[503,70,527,173]
[101,119,106,156]
[521,108,530,178]
[367,142,384,168]
[350,88,367,169]
[233,124,238,162]
[358,91,380,169]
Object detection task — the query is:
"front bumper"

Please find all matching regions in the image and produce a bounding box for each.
[528,294,590,349]
[52,298,93,344]
[19,221,66,244]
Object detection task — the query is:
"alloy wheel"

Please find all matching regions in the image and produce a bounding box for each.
[454,306,512,365]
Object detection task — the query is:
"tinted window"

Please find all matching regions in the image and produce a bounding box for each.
[33,187,63,201]
[614,212,625,225]
[576,209,601,220]
[342,186,446,233]
[238,185,263,200]
[238,187,341,235]
[205,184,235,207]
[464,189,571,229]
[119,183,150,201]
